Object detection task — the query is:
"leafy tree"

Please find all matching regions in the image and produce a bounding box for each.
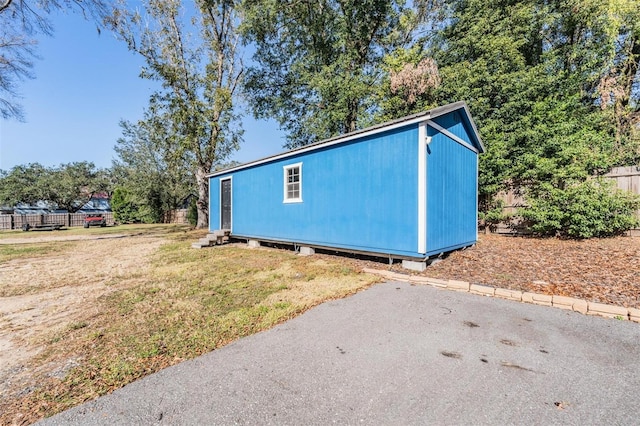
[110,186,138,223]
[46,161,110,212]
[0,161,109,211]
[112,102,195,223]
[242,0,412,148]
[582,0,640,166]
[376,0,640,237]
[108,0,243,228]
[0,162,48,205]
[0,0,109,120]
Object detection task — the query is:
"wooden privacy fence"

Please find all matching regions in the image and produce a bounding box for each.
[0,213,115,231]
[494,165,640,234]
[164,209,189,224]
[606,165,640,199]
[607,166,640,233]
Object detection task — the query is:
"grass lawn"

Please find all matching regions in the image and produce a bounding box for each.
[0,225,380,424]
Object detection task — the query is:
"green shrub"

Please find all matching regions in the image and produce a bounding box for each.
[520,179,640,238]
[111,187,139,224]
[478,198,507,232]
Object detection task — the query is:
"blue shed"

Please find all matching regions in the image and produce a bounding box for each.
[208,101,484,268]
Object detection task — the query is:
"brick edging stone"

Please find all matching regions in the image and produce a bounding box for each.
[362,268,639,323]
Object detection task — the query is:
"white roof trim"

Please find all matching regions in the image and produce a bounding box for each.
[208,101,482,178]
[426,120,480,154]
[209,115,431,177]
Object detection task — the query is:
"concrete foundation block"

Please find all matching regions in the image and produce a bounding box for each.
[191,242,204,249]
[588,302,628,319]
[495,288,522,301]
[402,260,426,272]
[447,280,470,292]
[469,284,495,296]
[247,240,261,248]
[552,295,576,310]
[299,246,315,256]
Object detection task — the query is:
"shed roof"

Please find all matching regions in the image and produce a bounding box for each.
[208,101,484,178]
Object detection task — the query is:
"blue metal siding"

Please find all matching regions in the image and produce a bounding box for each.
[215,126,420,256]
[431,111,478,149]
[426,128,478,255]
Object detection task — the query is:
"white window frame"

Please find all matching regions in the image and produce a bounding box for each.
[283,162,303,203]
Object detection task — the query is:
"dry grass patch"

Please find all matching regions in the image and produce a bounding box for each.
[0,224,191,244]
[1,232,379,425]
[0,241,77,262]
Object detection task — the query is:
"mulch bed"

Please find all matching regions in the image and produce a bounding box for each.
[354,234,640,309]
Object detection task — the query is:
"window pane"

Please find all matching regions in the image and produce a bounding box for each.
[284,165,301,201]
[288,167,299,183]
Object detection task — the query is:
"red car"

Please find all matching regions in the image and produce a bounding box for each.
[84,214,107,228]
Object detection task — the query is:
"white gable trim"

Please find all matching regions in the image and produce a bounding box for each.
[418,122,427,254]
[426,120,479,154]
[210,115,431,177]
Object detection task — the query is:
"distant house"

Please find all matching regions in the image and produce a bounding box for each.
[6,193,111,215]
[207,101,484,270]
[77,192,112,213]
[13,201,60,215]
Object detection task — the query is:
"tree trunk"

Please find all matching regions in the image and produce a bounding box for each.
[195,167,209,229]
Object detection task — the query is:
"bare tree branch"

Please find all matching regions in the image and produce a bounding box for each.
[0,0,110,120]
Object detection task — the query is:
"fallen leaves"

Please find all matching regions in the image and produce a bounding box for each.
[422,234,640,308]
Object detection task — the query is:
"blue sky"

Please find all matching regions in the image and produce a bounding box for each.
[0,9,286,171]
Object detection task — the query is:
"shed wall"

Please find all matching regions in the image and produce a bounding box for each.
[210,126,420,256]
[426,115,479,254]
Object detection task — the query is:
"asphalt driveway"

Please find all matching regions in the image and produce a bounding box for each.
[40,281,640,425]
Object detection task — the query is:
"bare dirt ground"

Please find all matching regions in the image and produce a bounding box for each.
[0,234,165,403]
